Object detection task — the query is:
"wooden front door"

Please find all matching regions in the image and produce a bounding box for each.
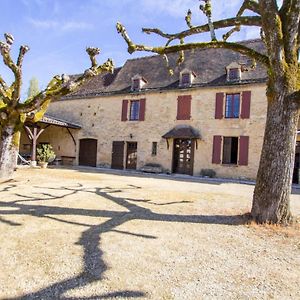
[126,142,137,170]
[79,138,97,167]
[173,139,194,175]
[111,141,125,169]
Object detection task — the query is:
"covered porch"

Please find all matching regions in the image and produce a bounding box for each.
[19,114,81,166]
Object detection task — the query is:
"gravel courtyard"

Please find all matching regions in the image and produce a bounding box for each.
[0,167,299,299]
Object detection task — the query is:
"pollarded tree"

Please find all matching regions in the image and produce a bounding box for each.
[0,34,113,179]
[117,0,300,224]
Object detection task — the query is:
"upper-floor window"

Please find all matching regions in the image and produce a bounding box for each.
[177,95,192,120]
[122,98,146,122]
[225,93,240,118]
[130,100,140,120]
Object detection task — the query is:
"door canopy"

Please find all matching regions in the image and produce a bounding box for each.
[162,125,201,139]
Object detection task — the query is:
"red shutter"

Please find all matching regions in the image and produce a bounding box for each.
[139,98,146,121]
[177,95,191,120]
[241,91,251,119]
[212,135,222,164]
[215,93,224,119]
[239,136,249,166]
[121,100,128,121]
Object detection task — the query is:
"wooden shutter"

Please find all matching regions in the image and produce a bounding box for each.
[239,136,249,166]
[139,98,146,121]
[212,135,222,164]
[215,93,224,119]
[241,91,251,119]
[177,95,191,120]
[121,100,128,121]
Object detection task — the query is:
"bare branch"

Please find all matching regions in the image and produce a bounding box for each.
[0,75,8,90]
[86,47,100,68]
[280,0,300,64]
[200,0,216,41]
[117,23,269,66]
[185,9,193,29]
[237,0,261,17]
[142,16,261,42]
[17,45,30,67]
[0,34,23,102]
[223,25,241,41]
[0,33,18,77]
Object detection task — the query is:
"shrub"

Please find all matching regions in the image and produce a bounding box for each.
[200,169,216,178]
[36,144,55,163]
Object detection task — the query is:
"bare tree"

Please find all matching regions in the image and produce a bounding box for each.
[0,34,113,179]
[117,0,300,224]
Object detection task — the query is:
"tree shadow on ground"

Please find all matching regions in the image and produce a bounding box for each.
[0,182,251,299]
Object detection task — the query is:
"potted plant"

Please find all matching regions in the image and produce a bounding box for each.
[36,144,56,168]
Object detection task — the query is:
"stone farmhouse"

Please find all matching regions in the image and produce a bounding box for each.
[20,39,300,181]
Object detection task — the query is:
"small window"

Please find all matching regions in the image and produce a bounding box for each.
[152,142,157,156]
[132,79,140,91]
[222,137,238,165]
[129,100,140,121]
[229,68,239,80]
[225,94,240,118]
[181,73,190,85]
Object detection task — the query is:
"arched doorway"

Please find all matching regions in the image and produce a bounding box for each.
[79,138,97,167]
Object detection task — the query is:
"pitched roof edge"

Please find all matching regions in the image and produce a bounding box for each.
[60,78,267,101]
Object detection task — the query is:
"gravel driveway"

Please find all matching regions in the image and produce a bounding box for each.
[0,167,299,299]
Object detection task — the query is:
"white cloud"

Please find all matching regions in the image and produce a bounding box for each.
[28,19,93,31]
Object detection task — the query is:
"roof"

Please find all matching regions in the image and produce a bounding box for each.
[38,114,81,129]
[62,39,267,100]
[162,125,201,139]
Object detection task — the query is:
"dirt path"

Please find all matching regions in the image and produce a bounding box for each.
[0,167,299,299]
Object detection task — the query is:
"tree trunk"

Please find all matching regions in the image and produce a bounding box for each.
[0,124,20,179]
[252,88,299,224]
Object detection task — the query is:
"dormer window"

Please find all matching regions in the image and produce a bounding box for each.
[226,62,241,82]
[131,75,147,91]
[229,68,239,80]
[132,79,140,91]
[179,69,196,87]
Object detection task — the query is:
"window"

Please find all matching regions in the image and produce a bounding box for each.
[181,73,190,85]
[228,68,239,80]
[152,142,157,156]
[132,79,140,91]
[225,94,240,118]
[130,100,140,120]
[222,137,238,165]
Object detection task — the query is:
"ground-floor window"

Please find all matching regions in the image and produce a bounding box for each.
[152,142,157,156]
[222,137,238,165]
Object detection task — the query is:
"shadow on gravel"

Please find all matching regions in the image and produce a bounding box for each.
[0,182,250,299]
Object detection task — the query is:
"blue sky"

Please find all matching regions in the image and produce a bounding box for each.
[0,0,261,99]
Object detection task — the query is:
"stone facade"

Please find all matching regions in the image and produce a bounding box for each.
[33,82,267,180]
